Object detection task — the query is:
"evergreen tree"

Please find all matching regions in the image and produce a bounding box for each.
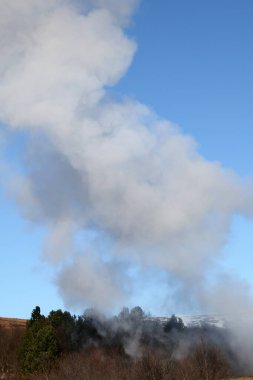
[19,307,59,373]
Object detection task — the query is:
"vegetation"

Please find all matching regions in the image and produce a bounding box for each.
[19,307,59,373]
[0,305,251,379]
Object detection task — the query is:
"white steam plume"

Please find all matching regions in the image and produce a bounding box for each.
[0,0,253,313]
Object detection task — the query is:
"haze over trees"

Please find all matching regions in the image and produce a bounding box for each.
[1,305,251,379]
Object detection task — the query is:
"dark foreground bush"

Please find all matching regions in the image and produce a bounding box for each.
[0,325,24,377]
[22,344,230,380]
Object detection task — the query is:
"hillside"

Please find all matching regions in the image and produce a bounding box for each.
[0,317,27,330]
[0,311,253,379]
[1,313,252,331]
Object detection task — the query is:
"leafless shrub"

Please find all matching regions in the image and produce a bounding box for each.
[0,327,24,379]
[191,338,230,380]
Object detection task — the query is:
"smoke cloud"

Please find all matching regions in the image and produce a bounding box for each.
[0,0,253,313]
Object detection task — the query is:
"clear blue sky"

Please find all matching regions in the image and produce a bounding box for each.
[1,0,253,318]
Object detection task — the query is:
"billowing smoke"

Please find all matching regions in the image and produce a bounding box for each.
[0,0,253,315]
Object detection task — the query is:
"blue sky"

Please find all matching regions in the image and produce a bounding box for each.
[122,0,253,173]
[1,0,253,318]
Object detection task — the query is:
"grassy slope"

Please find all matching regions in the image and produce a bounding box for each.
[0,317,27,330]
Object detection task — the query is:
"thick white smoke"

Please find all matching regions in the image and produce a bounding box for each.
[0,0,253,313]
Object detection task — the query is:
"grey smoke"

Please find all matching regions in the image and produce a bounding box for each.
[0,0,253,315]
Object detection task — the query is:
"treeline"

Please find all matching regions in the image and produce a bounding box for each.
[0,306,246,379]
